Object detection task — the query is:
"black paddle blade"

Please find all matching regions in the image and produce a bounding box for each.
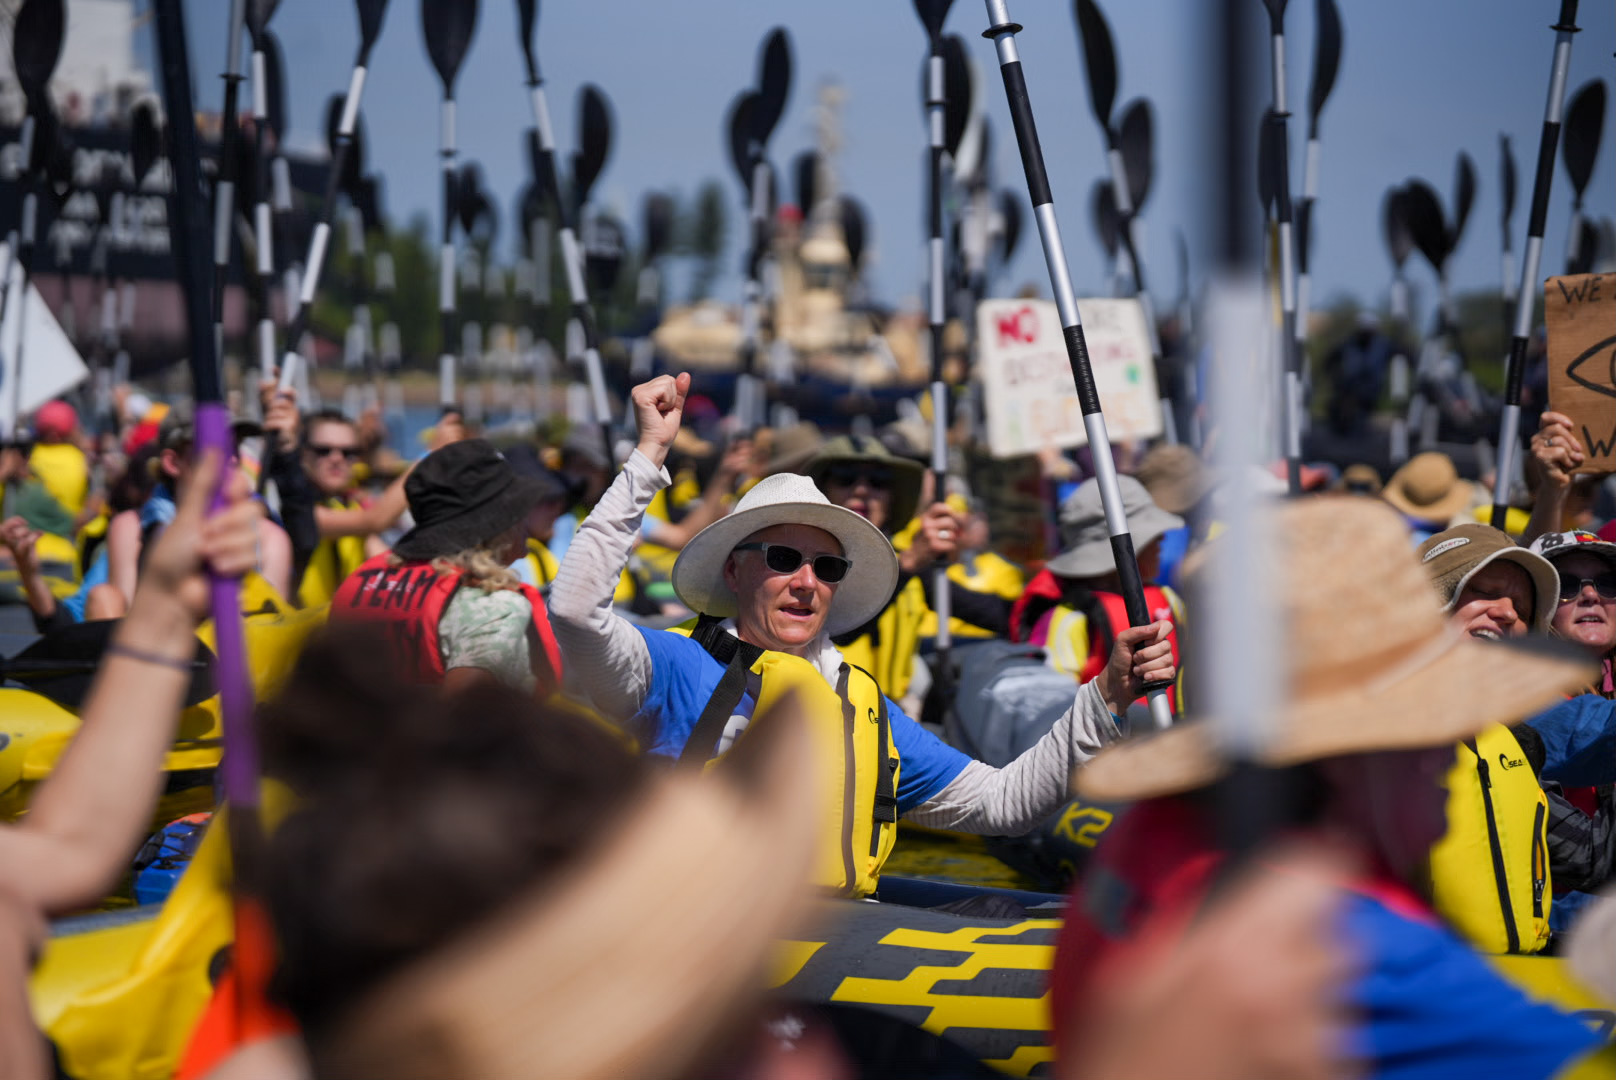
[941,34,972,159]
[793,150,818,212]
[131,98,161,184]
[12,0,66,102]
[1257,109,1281,213]
[41,119,72,210]
[643,191,674,260]
[456,160,483,235]
[1118,97,1153,212]
[573,84,612,207]
[1500,134,1517,235]
[1383,187,1413,269]
[1072,0,1118,134]
[1570,218,1600,276]
[1307,0,1342,131]
[421,0,479,95]
[1450,151,1476,253]
[261,30,287,140]
[1092,180,1120,258]
[583,211,625,296]
[751,28,792,151]
[913,0,953,43]
[326,93,367,194]
[515,0,538,77]
[357,0,391,57]
[726,91,758,192]
[1402,179,1448,271]
[246,0,281,39]
[7,620,217,712]
[839,195,868,272]
[355,174,385,232]
[1563,79,1607,199]
[25,96,57,175]
[1261,0,1288,30]
[999,188,1023,263]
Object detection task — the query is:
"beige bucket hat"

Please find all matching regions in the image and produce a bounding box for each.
[1382,452,1474,524]
[1075,497,1591,804]
[671,472,899,635]
[1417,523,1559,631]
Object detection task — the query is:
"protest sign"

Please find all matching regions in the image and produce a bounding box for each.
[975,297,1161,459]
[1546,272,1616,473]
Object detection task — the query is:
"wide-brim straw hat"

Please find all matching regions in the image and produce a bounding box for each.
[804,435,925,531]
[1134,444,1210,517]
[1382,451,1474,524]
[1075,497,1592,804]
[762,421,825,475]
[315,708,826,1080]
[671,472,898,635]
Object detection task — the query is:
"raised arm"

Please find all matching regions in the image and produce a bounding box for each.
[549,374,689,722]
[0,450,261,914]
[905,621,1174,835]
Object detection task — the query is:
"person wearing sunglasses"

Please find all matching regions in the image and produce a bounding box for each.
[549,374,1174,898]
[261,390,418,609]
[106,404,293,607]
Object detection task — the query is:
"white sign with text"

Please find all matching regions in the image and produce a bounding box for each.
[975,297,1161,459]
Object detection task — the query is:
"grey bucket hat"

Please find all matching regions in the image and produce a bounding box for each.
[1045,475,1184,578]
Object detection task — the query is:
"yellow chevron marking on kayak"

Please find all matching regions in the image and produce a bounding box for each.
[768,940,826,989]
[829,919,1058,1034]
[983,1043,1058,1077]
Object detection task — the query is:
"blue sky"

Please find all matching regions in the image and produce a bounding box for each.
[162,0,1615,326]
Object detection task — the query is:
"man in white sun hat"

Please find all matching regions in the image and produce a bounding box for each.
[549,374,1175,897]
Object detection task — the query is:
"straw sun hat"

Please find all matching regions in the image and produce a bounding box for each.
[671,472,899,636]
[1381,451,1474,524]
[1074,497,1591,804]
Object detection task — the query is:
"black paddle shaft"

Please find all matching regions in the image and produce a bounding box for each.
[982,0,1172,728]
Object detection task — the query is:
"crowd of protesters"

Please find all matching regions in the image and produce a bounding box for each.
[1,365,1616,1079]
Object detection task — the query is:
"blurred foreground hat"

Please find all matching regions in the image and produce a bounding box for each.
[1418,523,1558,631]
[1046,475,1183,579]
[1075,498,1589,803]
[315,711,825,1080]
[1382,452,1473,524]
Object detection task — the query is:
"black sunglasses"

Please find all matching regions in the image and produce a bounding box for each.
[1557,573,1616,603]
[733,542,852,584]
[823,463,894,490]
[307,442,362,461]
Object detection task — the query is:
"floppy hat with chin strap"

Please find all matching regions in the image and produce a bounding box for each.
[672,472,898,636]
[1074,497,1592,804]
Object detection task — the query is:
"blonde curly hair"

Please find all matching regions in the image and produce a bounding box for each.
[389,544,519,592]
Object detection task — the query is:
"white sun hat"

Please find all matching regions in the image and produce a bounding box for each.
[671,472,899,636]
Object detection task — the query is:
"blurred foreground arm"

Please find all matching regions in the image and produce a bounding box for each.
[0,451,261,913]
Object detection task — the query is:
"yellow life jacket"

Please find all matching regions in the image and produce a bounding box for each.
[635,487,681,582]
[670,619,900,897]
[835,576,927,702]
[296,498,369,609]
[918,551,1027,639]
[29,442,89,517]
[524,537,561,588]
[1430,725,1551,955]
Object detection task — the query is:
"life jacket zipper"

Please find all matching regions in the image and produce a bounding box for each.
[1470,742,1521,954]
[1531,800,1547,921]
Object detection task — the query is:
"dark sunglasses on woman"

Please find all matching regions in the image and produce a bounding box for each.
[307,443,362,462]
[1557,573,1616,603]
[733,542,852,584]
[823,464,894,491]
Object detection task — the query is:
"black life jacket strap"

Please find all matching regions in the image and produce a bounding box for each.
[849,662,900,855]
[680,614,763,767]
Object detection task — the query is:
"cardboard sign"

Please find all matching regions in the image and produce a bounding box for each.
[1546,273,1616,473]
[975,297,1161,459]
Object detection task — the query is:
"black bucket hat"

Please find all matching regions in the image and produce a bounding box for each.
[392,439,552,561]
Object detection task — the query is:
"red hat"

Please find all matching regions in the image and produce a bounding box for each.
[33,400,76,441]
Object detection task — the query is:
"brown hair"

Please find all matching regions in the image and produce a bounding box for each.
[257,626,648,1038]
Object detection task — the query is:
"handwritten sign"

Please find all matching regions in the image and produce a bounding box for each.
[975,297,1161,459]
[1546,273,1616,473]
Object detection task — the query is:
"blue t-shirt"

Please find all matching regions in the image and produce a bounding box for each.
[1343,893,1601,1079]
[635,626,970,814]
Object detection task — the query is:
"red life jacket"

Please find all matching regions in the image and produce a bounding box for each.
[330,553,563,692]
[1012,569,1183,710]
